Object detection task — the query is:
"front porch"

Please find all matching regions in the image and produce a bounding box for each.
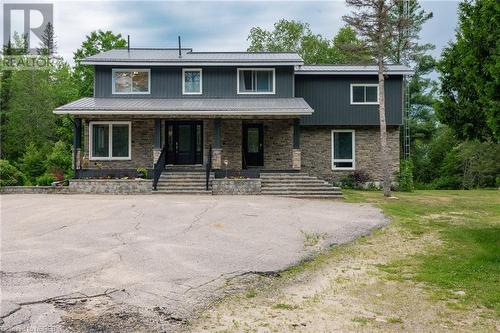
[72,117,303,179]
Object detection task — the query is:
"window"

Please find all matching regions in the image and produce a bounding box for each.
[237,68,275,94]
[182,68,202,94]
[331,130,355,170]
[90,122,131,160]
[350,84,378,104]
[112,69,150,94]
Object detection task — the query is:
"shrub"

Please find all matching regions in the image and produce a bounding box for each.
[36,173,56,186]
[18,143,49,181]
[0,159,27,186]
[398,160,414,192]
[46,140,72,175]
[136,167,148,178]
[351,169,371,187]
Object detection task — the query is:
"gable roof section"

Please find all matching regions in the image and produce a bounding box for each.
[295,64,414,75]
[81,48,304,66]
[54,97,313,116]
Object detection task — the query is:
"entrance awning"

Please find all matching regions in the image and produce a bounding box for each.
[54,97,314,116]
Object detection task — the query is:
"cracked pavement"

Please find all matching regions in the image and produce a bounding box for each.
[0,194,386,332]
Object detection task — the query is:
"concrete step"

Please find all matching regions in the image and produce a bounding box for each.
[153,190,212,195]
[156,185,209,190]
[261,179,330,185]
[262,190,342,195]
[158,179,211,183]
[262,188,342,193]
[274,194,343,199]
[262,187,339,192]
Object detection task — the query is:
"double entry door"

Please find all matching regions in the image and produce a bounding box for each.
[166,121,203,165]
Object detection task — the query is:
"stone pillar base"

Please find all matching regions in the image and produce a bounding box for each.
[72,148,82,170]
[212,148,222,169]
[153,148,162,167]
[292,149,301,170]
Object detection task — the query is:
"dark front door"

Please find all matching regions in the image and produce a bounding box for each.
[243,123,264,168]
[166,121,203,165]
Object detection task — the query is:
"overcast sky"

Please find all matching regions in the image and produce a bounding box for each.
[3,0,460,64]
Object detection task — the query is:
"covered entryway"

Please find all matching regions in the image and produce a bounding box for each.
[242,123,264,168]
[165,121,203,165]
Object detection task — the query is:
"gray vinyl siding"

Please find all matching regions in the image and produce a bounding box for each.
[296,75,403,126]
[94,66,294,98]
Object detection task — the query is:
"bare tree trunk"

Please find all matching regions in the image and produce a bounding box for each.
[378,59,391,197]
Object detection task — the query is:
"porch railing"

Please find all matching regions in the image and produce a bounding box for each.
[153,147,167,190]
[205,145,212,191]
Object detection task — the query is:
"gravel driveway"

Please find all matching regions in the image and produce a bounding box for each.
[0,194,386,332]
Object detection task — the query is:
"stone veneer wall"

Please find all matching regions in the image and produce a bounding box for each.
[80,117,294,171]
[301,126,400,182]
[215,119,293,170]
[212,179,261,195]
[69,179,151,194]
[82,118,155,169]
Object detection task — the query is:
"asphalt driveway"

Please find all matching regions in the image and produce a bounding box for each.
[1,194,386,332]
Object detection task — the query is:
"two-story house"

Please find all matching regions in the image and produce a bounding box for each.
[54,47,412,195]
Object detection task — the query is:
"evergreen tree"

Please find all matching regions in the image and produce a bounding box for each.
[435,0,499,142]
[344,0,425,196]
[37,22,57,56]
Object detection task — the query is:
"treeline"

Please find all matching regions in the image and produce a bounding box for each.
[247,0,499,190]
[0,29,127,186]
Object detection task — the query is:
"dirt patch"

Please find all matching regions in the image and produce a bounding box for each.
[189,222,498,332]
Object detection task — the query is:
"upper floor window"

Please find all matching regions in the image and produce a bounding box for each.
[182,68,202,95]
[237,68,275,94]
[331,130,355,170]
[350,84,378,104]
[112,69,150,94]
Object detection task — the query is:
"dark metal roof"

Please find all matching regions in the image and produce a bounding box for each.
[54,97,313,116]
[81,48,304,65]
[295,64,414,75]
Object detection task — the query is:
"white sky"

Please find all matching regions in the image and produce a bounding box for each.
[1,0,460,64]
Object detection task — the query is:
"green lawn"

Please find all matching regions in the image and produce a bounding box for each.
[344,189,500,315]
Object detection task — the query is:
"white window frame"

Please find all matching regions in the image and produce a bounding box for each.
[237,68,276,95]
[331,129,356,171]
[350,83,379,105]
[182,68,202,95]
[89,121,132,160]
[112,68,151,95]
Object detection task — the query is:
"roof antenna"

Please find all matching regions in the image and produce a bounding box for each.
[127,35,130,52]
[178,36,182,58]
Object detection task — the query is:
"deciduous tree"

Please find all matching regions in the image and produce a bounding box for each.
[73,30,127,97]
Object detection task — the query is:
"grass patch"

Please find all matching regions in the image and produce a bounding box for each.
[300,230,326,247]
[245,289,257,298]
[345,189,500,315]
[272,303,298,310]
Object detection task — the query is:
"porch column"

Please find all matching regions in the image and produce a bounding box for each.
[153,119,162,166]
[212,118,222,169]
[72,118,82,176]
[292,118,301,170]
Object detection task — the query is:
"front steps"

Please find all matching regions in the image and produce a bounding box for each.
[154,171,213,194]
[260,173,342,198]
